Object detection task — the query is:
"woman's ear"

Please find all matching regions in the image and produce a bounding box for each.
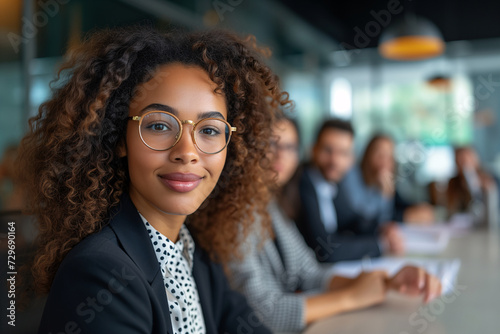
[116,139,127,158]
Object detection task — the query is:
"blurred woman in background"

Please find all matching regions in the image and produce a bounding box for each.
[335,134,435,232]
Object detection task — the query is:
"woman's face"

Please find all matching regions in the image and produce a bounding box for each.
[271,120,299,187]
[368,138,395,174]
[126,63,228,216]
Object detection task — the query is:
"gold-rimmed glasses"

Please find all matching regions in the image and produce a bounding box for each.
[127,111,237,154]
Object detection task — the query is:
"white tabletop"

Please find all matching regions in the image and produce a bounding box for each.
[304,227,500,334]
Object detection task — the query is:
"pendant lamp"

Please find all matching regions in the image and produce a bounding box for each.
[379,15,445,61]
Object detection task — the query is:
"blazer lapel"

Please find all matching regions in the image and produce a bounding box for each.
[108,193,173,334]
[303,167,322,215]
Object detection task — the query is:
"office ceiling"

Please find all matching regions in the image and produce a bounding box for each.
[277,0,500,48]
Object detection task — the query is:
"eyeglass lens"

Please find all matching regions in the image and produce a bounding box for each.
[140,112,230,153]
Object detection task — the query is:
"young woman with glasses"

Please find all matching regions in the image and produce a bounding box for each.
[17,26,288,334]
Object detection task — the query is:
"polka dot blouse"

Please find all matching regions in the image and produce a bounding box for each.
[139,213,206,334]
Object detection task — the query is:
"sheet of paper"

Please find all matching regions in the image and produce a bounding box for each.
[399,225,451,255]
[329,257,461,295]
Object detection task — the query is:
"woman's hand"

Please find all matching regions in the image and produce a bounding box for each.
[346,270,388,309]
[306,271,387,324]
[386,266,442,303]
[377,169,395,197]
[403,204,435,225]
[380,223,405,255]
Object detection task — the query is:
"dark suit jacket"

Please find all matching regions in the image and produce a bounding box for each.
[296,167,381,263]
[38,194,271,334]
[333,167,390,233]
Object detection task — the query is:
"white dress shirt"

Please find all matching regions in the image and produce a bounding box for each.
[308,168,338,233]
[139,213,206,334]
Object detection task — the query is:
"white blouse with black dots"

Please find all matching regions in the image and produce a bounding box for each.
[139,213,206,334]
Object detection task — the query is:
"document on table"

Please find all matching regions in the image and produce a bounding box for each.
[398,215,475,255]
[329,257,461,295]
[399,225,451,255]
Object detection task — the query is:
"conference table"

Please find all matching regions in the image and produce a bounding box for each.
[303,226,500,334]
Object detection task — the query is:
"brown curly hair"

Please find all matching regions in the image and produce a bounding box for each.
[16,26,291,294]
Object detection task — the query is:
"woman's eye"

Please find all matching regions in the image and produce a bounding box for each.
[146,123,170,131]
[199,127,221,136]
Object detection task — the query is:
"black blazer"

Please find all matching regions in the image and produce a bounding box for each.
[38,194,271,334]
[295,167,381,263]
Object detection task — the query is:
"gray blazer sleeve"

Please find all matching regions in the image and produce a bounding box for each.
[228,232,306,333]
[228,205,333,333]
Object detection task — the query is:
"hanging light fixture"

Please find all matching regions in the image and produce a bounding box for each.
[379,15,445,61]
[427,75,452,91]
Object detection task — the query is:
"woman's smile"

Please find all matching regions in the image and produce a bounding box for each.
[159,172,204,193]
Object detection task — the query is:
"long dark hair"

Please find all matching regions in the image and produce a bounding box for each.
[360,133,394,187]
[275,115,302,221]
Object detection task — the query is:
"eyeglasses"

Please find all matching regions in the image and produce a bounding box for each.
[270,141,299,154]
[127,111,237,154]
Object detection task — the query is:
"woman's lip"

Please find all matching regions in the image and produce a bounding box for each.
[159,173,203,193]
[160,173,203,181]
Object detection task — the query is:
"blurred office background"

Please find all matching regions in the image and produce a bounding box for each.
[2,0,500,333]
[2,0,500,205]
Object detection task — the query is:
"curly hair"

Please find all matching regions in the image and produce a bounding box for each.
[16,26,291,294]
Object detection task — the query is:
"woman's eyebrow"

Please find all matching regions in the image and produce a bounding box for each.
[197,111,225,120]
[140,103,178,115]
[139,104,225,120]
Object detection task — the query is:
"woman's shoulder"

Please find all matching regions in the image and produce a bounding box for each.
[55,224,138,280]
[47,224,149,304]
[67,224,119,257]
[40,225,156,334]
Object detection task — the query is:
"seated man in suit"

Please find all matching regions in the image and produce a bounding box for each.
[296,119,403,263]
